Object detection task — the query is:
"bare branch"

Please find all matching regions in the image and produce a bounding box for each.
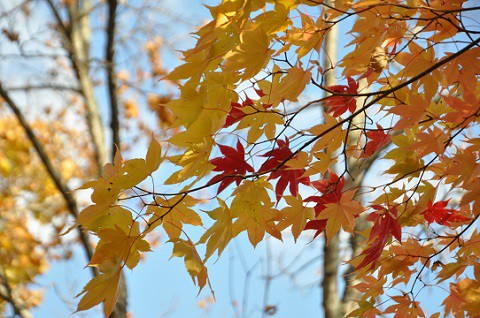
[44,0,70,37]
[106,0,120,161]
[0,267,32,318]
[5,84,80,93]
[46,0,107,172]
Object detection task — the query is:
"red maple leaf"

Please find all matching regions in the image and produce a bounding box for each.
[306,171,345,212]
[303,171,345,238]
[259,138,310,201]
[304,219,327,238]
[355,204,402,271]
[422,200,470,226]
[324,76,358,117]
[208,140,254,193]
[224,95,254,128]
[254,87,265,97]
[361,124,391,158]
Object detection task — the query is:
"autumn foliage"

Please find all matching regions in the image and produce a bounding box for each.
[70,0,480,317]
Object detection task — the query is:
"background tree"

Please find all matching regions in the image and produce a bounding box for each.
[0,0,188,316]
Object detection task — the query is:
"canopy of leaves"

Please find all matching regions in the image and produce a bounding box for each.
[70,0,480,317]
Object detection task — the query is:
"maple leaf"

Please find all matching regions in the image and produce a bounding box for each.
[239,110,284,144]
[224,26,274,79]
[145,137,162,173]
[304,171,346,238]
[166,138,214,183]
[346,299,381,318]
[224,102,246,128]
[408,126,450,157]
[309,113,346,154]
[316,190,363,241]
[148,195,203,239]
[259,138,310,201]
[253,2,291,34]
[355,204,402,271]
[443,275,480,317]
[384,295,425,318]
[230,178,282,247]
[268,66,312,106]
[76,260,122,317]
[443,92,479,124]
[303,219,328,239]
[353,275,387,301]
[197,198,234,260]
[324,76,358,117]
[114,158,152,189]
[361,124,391,158]
[224,96,254,128]
[89,223,151,270]
[208,140,254,193]
[277,195,314,242]
[422,199,470,226]
[75,205,133,234]
[305,171,345,213]
[442,281,468,318]
[390,94,429,130]
[254,87,265,97]
[170,238,212,296]
[293,12,325,58]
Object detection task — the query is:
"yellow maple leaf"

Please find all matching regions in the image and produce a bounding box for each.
[236,109,284,144]
[253,3,291,34]
[89,223,151,270]
[166,138,214,183]
[165,83,205,128]
[317,190,363,241]
[115,158,151,189]
[277,195,314,242]
[293,12,325,58]
[224,26,274,79]
[145,137,162,173]
[170,238,213,296]
[269,65,312,105]
[310,113,346,154]
[197,198,234,260]
[231,178,282,246]
[77,205,133,233]
[76,260,122,317]
[148,195,203,239]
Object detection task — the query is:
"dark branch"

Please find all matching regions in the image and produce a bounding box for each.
[106,0,120,161]
[0,267,31,318]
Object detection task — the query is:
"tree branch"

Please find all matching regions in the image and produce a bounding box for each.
[0,267,32,318]
[44,0,70,37]
[5,84,80,93]
[104,3,128,317]
[106,0,120,161]
[46,0,107,173]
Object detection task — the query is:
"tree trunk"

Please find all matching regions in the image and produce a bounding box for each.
[321,3,340,317]
[320,6,375,314]
[46,1,128,316]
